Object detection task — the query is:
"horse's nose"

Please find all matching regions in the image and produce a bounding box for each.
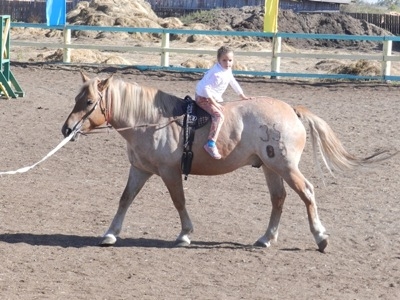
[62,124,72,137]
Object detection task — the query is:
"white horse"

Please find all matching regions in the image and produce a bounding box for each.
[62,72,395,252]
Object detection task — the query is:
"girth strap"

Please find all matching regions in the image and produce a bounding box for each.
[180,96,212,180]
[181,96,197,180]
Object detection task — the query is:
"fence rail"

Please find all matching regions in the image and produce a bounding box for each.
[10,22,400,81]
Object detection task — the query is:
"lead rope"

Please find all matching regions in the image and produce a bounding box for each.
[0,131,76,175]
[0,98,102,175]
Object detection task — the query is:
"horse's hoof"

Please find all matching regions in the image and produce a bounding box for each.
[317,238,329,253]
[175,241,190,247]
[254,240,271,248]
[100,234,117,247]
[175,235,191,247]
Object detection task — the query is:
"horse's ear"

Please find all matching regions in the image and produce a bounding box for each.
[98,74,114,92]
[80,71,91,83]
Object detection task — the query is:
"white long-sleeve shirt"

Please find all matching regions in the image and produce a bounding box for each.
[195,63,244,102]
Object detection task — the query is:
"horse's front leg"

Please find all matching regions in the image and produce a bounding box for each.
[101,166,152,246]
[255,166,287,247]
[160,168,193,246]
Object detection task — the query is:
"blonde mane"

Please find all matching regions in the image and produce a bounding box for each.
[105,77,183,126]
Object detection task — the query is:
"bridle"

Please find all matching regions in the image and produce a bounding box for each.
[71,90,106,134]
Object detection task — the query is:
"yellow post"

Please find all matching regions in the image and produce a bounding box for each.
[264,0,280,79]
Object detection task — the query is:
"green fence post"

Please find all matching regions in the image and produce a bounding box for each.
[0,15,24,99]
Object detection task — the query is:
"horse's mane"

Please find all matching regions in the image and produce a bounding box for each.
[106,77,184,126]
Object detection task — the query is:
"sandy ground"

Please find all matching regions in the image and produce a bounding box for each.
[0,64,399,299]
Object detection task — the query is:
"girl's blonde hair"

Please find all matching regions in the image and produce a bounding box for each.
[217,46,234,60]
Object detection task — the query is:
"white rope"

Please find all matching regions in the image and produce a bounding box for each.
[0,133,75,175]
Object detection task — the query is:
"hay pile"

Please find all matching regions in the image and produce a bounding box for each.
[68,0,159,27]
[66,0,185,40]
[56,0,188,64]
[330,60,380,76]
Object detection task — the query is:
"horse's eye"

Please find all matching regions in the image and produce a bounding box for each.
[87,99,94,106]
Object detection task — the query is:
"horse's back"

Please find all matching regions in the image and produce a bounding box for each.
[225,96,304,135]
[189,97,306,175]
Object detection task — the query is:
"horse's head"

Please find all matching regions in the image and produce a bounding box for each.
[61,72,112,141]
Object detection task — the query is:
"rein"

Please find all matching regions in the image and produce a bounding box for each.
[81,94,254,135]
[91,87,184,133]
[88,116,185,134]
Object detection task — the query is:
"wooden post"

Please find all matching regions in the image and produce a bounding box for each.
[382,39,392,81]
[161,32,170,67]
[270,35,281,79]
[63,27,71,63]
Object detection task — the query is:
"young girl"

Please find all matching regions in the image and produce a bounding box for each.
[195,46,249,159]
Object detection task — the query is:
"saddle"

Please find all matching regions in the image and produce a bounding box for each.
[176,96,210,180]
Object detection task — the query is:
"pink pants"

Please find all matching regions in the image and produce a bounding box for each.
[195,95,224,142]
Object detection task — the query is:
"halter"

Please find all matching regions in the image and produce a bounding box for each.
[71,90,106,134]
[97,90,107,124]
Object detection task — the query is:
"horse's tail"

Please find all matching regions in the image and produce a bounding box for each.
[293,105,397,175]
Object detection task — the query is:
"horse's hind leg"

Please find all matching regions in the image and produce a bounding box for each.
[101,166,152,246]
[283,167,328,252]
[255,166,287,248]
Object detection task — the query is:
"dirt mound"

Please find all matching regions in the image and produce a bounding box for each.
[279,10,390,50]
[180,6,264,31]
[181,6,391,50]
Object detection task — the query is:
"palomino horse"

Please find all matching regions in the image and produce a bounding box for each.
[62,72,393,252]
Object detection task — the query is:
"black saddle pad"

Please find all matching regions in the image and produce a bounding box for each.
[174,96,210,129]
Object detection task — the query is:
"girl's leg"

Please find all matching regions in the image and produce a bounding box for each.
[195,96,224,141]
